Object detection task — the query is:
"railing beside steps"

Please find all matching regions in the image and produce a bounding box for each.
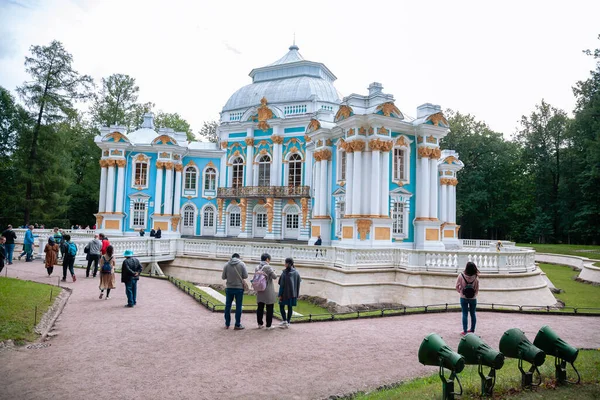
[460,239,516,248]
[14,228,96,243]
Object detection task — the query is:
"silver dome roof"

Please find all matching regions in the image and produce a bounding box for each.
[222,46,341,113]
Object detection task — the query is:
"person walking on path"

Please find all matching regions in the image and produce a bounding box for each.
[22,225,36,262]
[0,236,6,274]
[456,261,480,335]
[98,245,116,300]
[99,233,110,255]
[53,228,64,260]
[43,237,59,276]
[121,249,142,307]
[278,257,301,329]
[254,253,277,330]
[221,253,248,330]
[84,234,102,278]
[2,225,16,265]
[61,234,77,282]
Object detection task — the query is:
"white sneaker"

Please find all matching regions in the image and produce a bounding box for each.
[279,321,289,329]
[106,296,110,300]
[266,326,275,330]
[257,325,264,329]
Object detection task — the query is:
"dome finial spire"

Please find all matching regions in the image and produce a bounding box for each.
[289,33,299,51]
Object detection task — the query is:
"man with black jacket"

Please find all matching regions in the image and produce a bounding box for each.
[1,225,16,265]
[121,249,143,307]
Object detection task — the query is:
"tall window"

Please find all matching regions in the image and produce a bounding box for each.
[204,167,216,190]
[183,205,195,227]
[339,151,347,181]
[392,202,404,235]
[203,206,215,227]
[258,155,271,186]
[393,148,406,181]
[256,213,267,228]
[232,157,244,188]
[135,163,148,186]
[286,214,299,229]
[185,167,197,191]
[229,211,241,227]
[288,154,302,186]
[133,202,146,227]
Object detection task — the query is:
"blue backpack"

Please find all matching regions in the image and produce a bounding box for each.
[101,257,112,274]
[67,242,78,257]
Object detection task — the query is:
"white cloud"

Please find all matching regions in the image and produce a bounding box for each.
[1,0,599,136]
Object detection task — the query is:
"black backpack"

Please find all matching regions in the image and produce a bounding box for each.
[461,273,476,299]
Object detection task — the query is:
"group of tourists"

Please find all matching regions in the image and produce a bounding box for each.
[221,252,301,330]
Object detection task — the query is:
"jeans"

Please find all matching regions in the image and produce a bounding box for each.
[224,288,244,327]
[125,279,138,306]
[24,244,33,261]
[257,302,274,327]
[62,255,75,279]
[86,254,100,277]
[280,304,293,323]
[460,298,477,333]
[5,244,14,264]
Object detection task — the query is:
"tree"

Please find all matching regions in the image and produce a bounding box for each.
[155,111,195,141]
[198,120,218,143]
[129,101,155,130]
[16,40,93,225]
[90,73,139,127]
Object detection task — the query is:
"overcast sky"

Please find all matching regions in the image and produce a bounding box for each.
[1,0,599,137]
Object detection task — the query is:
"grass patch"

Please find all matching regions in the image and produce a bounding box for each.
[354,349,600,399]
[517,243,600,260]
[0,277,61,342]
[538,263,600,309]
[215,289,330,317]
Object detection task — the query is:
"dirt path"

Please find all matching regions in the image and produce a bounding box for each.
[1,261,599,400]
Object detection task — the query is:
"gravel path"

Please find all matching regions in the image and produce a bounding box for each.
[1,261,599,400]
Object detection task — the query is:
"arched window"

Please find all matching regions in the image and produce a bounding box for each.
[288,154,302,187]
[203,206,215,227]
[232,157,244,188]
[258,155,271,186]
[393,148,406,181]
[184,167,197,191]
[183,204,195,228]
[204,167,216,190]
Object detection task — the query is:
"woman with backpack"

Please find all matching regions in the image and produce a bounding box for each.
[99,245,116,299]
[278,257,301,329]
[456,261,480,335]
[43,237,59,276]
[253,253,278,330]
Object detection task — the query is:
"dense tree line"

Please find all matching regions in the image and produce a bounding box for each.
[0,40,216,229]
[1,38,598,244]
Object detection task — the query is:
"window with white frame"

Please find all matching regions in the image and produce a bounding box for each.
[183,204,195,227]
[229,211,241,227]
[257,155,270,186]
[393,148,406,181]
[286,214,299,229]
[256,213,267,228]
[335,200,345,236]
[134,162,148,187]
[231,157,244,188]
[133,202,146,228]
[203,167,217,198]
[203,206,215,227]
[288,154,302,187]
[339,150,347,181]
[184,167,197,194]
[392,202,404,235]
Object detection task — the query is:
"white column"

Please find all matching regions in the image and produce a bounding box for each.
[98,164,107,213]
[154,165,163,215]
[173,167,182,215]
[370,148,381,216]
[164,165,174,215]
[352,149,362,216]
[115,161,125,213]
[429,158,438,220]
[449,184,456,223]
[417,153,429,218]
[305,150,313,188]
[380,148,390,217]
[313,159,321,216]
[219,153,227,187]
[440,183,448,222]
[319,159,328,217]
[245,131,254,186]
[345,151,354,216]
[105,162,116,213]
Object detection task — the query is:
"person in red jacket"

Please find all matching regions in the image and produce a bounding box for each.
[99,233,111,255]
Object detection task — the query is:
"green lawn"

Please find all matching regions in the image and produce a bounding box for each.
[215,289,329,316]
[0,277,61,343]
[517,243,600,260]
[355,350,600,399]
[538,263,600,309]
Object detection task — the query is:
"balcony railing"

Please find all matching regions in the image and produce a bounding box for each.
[217,185,311,199]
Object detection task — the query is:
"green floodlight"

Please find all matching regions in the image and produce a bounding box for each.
[499,328,546,389]
[418,333,465,400]
[533,325,580,384]
[458,333,505,396]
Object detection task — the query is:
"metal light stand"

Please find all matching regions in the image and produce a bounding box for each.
[555,357,581,385]
[477,357,497,396]
[439,359,462,400]
[518,358,542,389]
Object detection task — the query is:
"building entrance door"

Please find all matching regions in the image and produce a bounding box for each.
[254,212,267,238]
[202,206,216,236]
[284,212,299,239]
[182,205,196,236]
[228,206,241,236]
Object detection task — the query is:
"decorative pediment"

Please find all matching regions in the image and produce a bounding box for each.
[375,102,404,119]
[128,192,151,201]
[332,187,346,197]
[152,134,178,146]
[103,131,130,143]
[133,153,150,162]
[334,105,354,122]
[395,135,413,148]
[426,112,449,127]
[306,119,321,134]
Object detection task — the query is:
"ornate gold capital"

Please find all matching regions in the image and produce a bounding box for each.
[314,149,332,161]
[350,141,366,152]
[174,163,183,172]
[164,162,174,170]
[418,146,440,159]
[271,135,284,145]
[369,139,386,151]
[156,161,164,169]
[356,219,372,241]
[116,159,126,168]
[245,138,254,146]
